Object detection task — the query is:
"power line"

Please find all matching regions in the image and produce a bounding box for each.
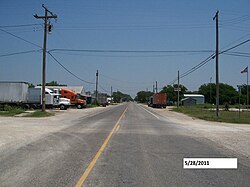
[99,84,110,93]
[0,28,42,49]
[49,48,213,54]
[55,23,214,31]
[220,39,250,54]
[100,73,150,85]
[168,38,250,85]
[0,23,41,28]
[180,54,215,79]
[0,49,41,58]
[47,52,95,85]
[223,52,250,58]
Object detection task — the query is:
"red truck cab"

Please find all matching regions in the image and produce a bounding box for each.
[61,89,86,109]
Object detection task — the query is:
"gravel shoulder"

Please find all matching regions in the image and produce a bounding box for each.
[141,105,250,158]
[0,105,119,156]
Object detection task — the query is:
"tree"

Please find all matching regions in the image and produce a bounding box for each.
[112,91,132,103]
[37,81,67,86]
[136,91,154,103]
[160,84,188,103]
[28,83,35,88]
[199,83,238,105]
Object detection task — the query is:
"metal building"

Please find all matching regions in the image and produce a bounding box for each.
[181,94,205,105]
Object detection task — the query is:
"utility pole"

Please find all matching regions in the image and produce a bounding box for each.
[210,77,212,104]
[213,10,219,117]
[156,81,158,93]
[153,84,155,93]
[237,85,241,119]
[177,70,180,108]
[111,86,113,103]
[34,4,57,112]
[95,70,99,105]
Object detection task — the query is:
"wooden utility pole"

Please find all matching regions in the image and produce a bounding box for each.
[156,81,158,93]
[34,4,57,112]
[213,10,219,117]
[177,70,180,108]
[95,70,99,105]
[111,86,113,103]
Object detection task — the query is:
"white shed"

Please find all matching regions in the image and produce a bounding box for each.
[183,94,205,104]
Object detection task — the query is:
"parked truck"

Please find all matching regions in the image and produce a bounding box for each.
[0,82,70,110]
[97,93,109,107]
[60,88,86,109]
[148,93,167,108]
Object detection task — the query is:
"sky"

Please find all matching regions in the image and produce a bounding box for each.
[0,0,250,98]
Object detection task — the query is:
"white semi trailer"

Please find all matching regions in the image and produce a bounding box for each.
[0,82,70,110]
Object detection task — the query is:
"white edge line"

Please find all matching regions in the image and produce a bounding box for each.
[139,105,160,119]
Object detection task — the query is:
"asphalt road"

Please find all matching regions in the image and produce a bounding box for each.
[0,102,249,187]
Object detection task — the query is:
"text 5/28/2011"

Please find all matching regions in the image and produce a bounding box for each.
[183,158,237,169]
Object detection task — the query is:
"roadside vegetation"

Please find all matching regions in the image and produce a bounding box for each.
[0,105,54,117]
[172,104,250,124]
[24,110,54,117]
[0,105,25,116]
[86,104,99,108]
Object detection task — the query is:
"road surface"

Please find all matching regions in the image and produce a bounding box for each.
[0,102,249,186]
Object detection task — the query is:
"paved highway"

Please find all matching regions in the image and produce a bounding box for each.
[0,102,249,186]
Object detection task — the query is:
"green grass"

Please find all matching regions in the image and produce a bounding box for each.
[0,105,54,117]
[24,110,54,117]
[172,105,250,124]
[0,105,25,116]
[86,104,99,108]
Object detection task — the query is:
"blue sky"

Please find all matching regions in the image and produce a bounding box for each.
[0,0,250,97]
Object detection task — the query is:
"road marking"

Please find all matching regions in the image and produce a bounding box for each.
[75,106,128,187]
[139,105,159,119]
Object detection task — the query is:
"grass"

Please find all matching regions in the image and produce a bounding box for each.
[24,110,54,117]
[172,104,250,124]
[0,105,25,116]
[86,104,99,108]
[0,105,54,117]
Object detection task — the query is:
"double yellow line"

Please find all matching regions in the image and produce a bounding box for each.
[75,105,128,187]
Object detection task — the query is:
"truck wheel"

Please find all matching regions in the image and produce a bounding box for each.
[60,104,66,110]
[77,104,82,109]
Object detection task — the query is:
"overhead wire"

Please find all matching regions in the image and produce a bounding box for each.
[47,52,95,85]
[49,49,213,53]
[0,28,42,49]
[0,23,41,28]
[168,38,250,85]
[0,49,42,58]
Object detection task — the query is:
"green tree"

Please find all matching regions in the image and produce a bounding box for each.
[160,84,188,103]
[37,81,67,86]
[199,83,238,105]
[136,91,154,103]
[112,91,132,103]
[28,83,35,88]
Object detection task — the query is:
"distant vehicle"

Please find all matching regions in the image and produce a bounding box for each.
[148,93,167,108]
[97,93,109,107]
[0,82,70,110]
[60,88,87,109]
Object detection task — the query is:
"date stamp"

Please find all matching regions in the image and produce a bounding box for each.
[183,158,237,169]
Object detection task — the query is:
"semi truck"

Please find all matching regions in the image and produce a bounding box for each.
[0,82,70,110]
[97,93,109,107]
[60,88,87,109]
[148,93,167,108]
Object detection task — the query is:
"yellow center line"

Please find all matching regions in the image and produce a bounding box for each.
[75,105,128,187]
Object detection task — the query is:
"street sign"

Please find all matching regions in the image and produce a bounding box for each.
[174,88,181,92]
